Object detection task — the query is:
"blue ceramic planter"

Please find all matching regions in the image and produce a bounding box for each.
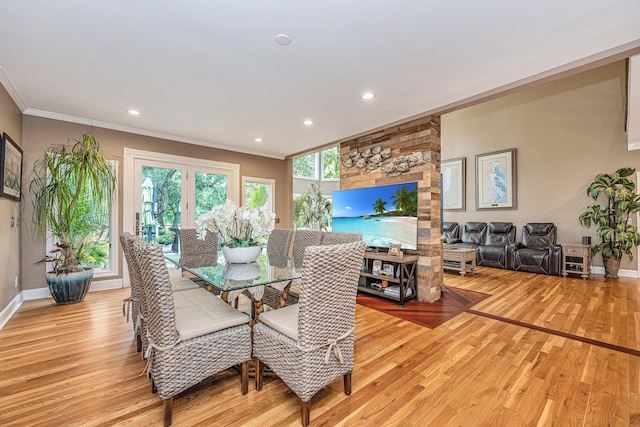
[46,268,94,305]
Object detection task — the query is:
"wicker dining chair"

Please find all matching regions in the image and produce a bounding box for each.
[121,232,202,353]
[253,240,367,426]
[131,237,251,427]
[291,229,323,263]
[276,229,325,307]
[178,228,218,267]
[266,228,294,257]
[177,228,220,294]
[262,229,296,309]
[120,233,146,352]
[320,231,362,246]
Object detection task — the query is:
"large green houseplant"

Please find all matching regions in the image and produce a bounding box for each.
[578,167,640,278]
[30,133,116,303]
[294,182,332,231]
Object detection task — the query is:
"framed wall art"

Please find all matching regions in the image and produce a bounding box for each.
[0,132,22,201]
[475,148,516,210]
[441,157,465,210]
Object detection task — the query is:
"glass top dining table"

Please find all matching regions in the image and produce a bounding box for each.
[164,249,302,311]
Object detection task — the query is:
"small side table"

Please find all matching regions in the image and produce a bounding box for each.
[561,243,591,279]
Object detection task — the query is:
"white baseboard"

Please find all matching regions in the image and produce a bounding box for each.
[89,278,123,292]
[591,266,638,278]
[22,287,51,301]
[0,292,24,330]
[22,278,124,301]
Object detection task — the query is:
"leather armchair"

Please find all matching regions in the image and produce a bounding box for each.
[477,222,516,269]
[511,223,562,276]
[441,222,461,243]
[456,222,488,258]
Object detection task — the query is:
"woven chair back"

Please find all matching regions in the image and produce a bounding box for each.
[297,241,366,350]
[178,228,218,267]
[267,229,294,257]
[120,233,143,327]
[131,238,180,348]
[321,231,362,246]
[291,230,323,262]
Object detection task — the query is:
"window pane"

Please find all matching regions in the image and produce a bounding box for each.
[141,166,182,247]
[322,146,340,179]
[195,172,228,221]
[293,153,317,179]
[245,182,269,208]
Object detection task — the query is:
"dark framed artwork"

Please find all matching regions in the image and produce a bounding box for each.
[0,132,23,201]
[475,148,516,210]
[441,157,466,211]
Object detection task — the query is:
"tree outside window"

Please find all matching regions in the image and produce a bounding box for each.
[293,153,318,179]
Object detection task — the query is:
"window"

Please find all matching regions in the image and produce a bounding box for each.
[242,176,275,213]
[322,146,340,180]
[293,146,340,181]
[293,152,318,179]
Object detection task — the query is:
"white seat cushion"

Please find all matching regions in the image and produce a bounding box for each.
[173,288,250,340]
[258,304,299,341]
[170,276,200,292]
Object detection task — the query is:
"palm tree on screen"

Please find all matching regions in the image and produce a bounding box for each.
[391,186,417,216]
[372,198,386,215]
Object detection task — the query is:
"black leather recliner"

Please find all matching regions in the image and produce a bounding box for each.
[456,222,487,261]
[477,222,516,269]
[510,223,562,276]
[441,221,460,243]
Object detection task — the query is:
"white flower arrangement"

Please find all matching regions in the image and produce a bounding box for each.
[195,199,275,248]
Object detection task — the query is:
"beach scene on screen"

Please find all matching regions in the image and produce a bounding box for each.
[332,182,418,250]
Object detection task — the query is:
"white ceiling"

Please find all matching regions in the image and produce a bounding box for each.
[1,1,640,159]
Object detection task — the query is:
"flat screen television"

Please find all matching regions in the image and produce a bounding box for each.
[331,181,418,250]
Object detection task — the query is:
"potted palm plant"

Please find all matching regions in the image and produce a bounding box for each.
[294,183,332,231]
[578,167,640,278]
[30,133,116,304]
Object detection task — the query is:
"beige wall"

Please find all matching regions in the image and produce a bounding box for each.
[0,85,22,311]
[442,60,640,271]
[20,116,292,292]
[5,57,639,312]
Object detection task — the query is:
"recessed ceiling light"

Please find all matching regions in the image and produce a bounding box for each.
[255,137,263,143]
[127,109,140,116]
[303,119,313,126]
[362,92,375,100]
[275,33,292,46]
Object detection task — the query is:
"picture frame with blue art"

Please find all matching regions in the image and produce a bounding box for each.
[475,148,516,210]
[441,157,465,211]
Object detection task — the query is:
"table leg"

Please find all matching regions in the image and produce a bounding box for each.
[278,281,292,308]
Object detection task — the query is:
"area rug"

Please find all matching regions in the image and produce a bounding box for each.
[356,286,490,329]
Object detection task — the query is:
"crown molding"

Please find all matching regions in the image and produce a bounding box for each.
[21,108,286,160]
[0,67,26,111]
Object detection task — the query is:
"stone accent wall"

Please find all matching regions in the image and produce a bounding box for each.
[340,116,442,302]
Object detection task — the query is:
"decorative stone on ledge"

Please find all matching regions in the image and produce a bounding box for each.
[339,115,442,302]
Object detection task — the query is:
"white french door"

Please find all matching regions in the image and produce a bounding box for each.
[123,148,239,284]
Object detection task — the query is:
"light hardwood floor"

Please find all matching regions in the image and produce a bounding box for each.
[1,267,639,426]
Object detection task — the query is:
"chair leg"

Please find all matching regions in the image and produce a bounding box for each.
[255,358,263,391]
[344,372,352,395]
[136,334,142,352]
[301,399,310,427]
[163,397,173,427]
[241,361,249,395]
[152,379,157,393]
